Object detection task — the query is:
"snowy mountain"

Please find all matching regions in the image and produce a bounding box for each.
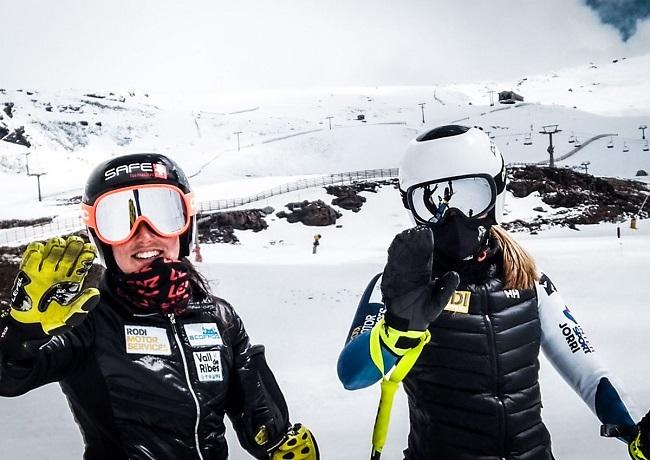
[1,52,649,204]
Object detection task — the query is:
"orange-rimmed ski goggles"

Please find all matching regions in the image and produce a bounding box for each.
[81,184,198,245]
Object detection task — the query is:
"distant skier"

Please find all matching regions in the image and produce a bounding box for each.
[0,153,318,460]
[337,126,649,459]
[313,234,321,254]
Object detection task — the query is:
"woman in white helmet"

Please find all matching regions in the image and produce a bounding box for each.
[338,125,648,460]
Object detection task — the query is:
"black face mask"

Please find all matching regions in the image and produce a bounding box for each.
[430,208,493,262]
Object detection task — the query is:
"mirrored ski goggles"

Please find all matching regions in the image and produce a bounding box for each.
[81,184,198,245]
[406,175,496,224]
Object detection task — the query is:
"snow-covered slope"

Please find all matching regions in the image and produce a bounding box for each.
[1,53,649,204]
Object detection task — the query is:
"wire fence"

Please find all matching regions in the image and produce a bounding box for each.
[0,168,398,247]
[199,168,398,213]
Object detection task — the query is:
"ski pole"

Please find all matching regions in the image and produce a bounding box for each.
[368,320,431,459]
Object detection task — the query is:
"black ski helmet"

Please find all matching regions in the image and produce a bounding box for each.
[82,153,196,269]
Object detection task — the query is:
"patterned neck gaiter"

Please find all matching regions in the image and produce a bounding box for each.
[113,258,192,315]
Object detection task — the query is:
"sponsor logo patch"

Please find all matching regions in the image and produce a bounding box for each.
[444,290,471,314]
[124,326,172,356]
[193,351,223,382]
[350,306,386,341]
[104,162,168,181]
[558,306,594,355]
[539,274,557,297]
[153,163,168,179]
[184,323,223,347]
[504,289,520,299]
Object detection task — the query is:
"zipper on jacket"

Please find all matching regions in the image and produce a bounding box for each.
[482,287,507,458]
[169,313,205,460]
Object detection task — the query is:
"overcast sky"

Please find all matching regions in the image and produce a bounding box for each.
[2,0,649,92]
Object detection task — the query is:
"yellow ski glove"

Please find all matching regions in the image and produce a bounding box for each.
[270,424,319,460]
[9,236,99,336]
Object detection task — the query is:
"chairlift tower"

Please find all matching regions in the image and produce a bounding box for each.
[418,102,426,124]
[539,125,562,168]
[640,125,647,140]
[487,90,495,106]
[233,131,243,151]
[28,171,46,202]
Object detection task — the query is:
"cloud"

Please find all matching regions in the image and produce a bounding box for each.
[584,0,650,40]
[1,0,649,91]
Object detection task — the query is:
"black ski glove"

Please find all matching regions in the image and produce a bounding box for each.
[379,226,459,355]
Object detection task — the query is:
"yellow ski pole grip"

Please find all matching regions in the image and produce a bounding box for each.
[369,319,431,459]
[371,379,400,458]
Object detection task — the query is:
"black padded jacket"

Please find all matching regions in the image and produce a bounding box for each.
[402,256,554,460]
[0,277,271,460]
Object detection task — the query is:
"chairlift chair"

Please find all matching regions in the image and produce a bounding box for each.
[568,133,575,144]
[523,133,533,146]
[607,138,614,149]
[574,137,582,148]
[623,142,630,153]
[644,140,649,152]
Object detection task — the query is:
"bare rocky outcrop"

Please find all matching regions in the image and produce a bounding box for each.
[0,217,54,229]
[503,166,649,232]
[3,102,14,118]
[197,209,270,244]
[276,200,342,226]
[325,185,367,212]
[325,179,399,212]
[2,126,31,147]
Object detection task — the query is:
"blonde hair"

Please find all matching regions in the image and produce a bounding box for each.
[490,225,539,290]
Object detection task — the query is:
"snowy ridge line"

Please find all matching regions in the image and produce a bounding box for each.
[0,168,398,247]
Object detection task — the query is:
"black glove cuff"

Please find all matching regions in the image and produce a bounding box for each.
[384,311,410,332]
[0,316,49,361]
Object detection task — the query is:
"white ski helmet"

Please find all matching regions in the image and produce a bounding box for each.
[399,125,506,225]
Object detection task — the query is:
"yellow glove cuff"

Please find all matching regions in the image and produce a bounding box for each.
[271,424,319,460]
[630,434,649,460]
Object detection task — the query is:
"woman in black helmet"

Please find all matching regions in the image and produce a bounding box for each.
[337,126,648,460]
[0,153,319,460]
